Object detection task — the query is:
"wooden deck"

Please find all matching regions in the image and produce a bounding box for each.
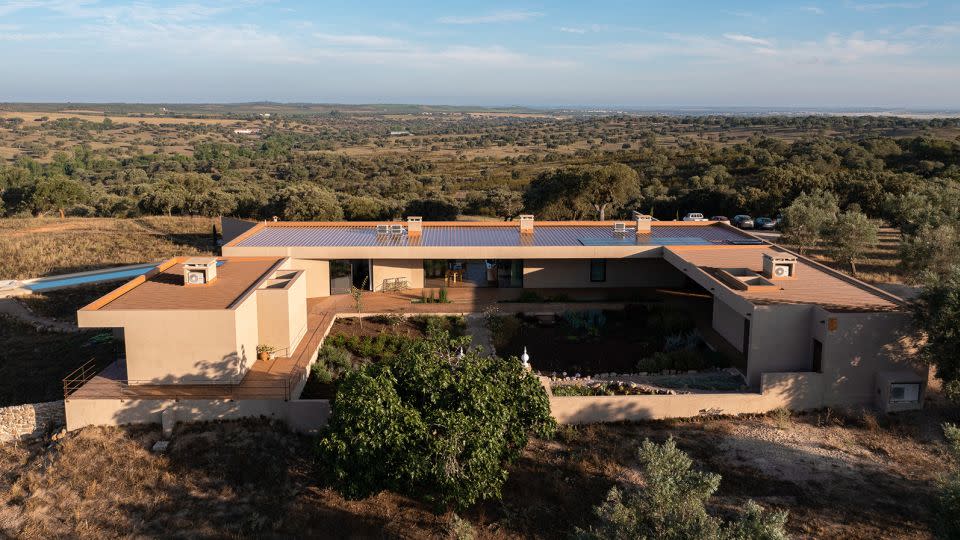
[67,286,721,400]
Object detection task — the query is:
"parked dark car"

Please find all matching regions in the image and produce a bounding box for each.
[732,215,754,229]
[755,217,777,230]
[709,216,730,223]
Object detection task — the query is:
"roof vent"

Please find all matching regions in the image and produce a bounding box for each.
[407,216,422,236]
[183,257,218,286]
[519,214,534,234]
[762,253,797,280]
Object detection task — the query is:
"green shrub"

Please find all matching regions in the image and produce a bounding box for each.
[937,423,960,537]
[317,329,555,510]
[515,290,544,303]
[552,384,615,397]
[576,438,788,539]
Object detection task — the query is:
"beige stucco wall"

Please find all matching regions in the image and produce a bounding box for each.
[371,259,425,291]
[745,304,817,387]
[522,258,687,288]
[64,397,330,434]
[713,298,747,352]
[547,371,825,424]
[811,308,922,406]
[255,271,308,355]
[286,258,330,297]
[79,308,251,383]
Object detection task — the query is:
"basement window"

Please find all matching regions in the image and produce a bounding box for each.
[890,383,921,404]
[590,259,607,282]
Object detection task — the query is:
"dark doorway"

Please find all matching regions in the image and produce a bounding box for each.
[330,260,370,294]
[812,339,823,373]
[742,318,751,359]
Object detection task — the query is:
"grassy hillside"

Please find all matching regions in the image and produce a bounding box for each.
[0,216,216,279]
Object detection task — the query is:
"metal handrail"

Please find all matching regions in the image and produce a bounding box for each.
[63,358,102,397]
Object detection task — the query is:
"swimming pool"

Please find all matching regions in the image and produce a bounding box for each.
[24,264,157,292]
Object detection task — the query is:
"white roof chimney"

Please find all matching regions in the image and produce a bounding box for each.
[519,214,534,234]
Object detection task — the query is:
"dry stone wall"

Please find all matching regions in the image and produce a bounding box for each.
[0,401,65,443]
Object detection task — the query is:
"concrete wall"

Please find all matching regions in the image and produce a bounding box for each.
[80,308,250,383]
[221,217,258,244]
[522,258,687,288]
[745,304,816,387]
[286,258,330,297]
[371,259,425,291]
[713,297,747,352]
[65,397,330,434]
[255,271,308,356]
[0,400,65,442]
[549,372,825,424]
[811,308,921,406]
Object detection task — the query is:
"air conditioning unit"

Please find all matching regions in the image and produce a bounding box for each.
[762,253,797,280]
[183,257,218,286]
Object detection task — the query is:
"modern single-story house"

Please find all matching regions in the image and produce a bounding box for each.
[64,214,925,432]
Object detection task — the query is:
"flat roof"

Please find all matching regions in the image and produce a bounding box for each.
[666,246,900,312]
[231,221,758,248]
[88,257,282,311]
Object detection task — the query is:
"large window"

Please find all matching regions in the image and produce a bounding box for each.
[590,259,607,282]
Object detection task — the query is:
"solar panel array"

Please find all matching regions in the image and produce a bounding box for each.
[236,224,755,248]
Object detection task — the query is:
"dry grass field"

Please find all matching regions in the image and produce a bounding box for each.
[0,216,216,279]
[0,404,951,539]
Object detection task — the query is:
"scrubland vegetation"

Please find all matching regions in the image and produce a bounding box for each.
[6,105,960,538]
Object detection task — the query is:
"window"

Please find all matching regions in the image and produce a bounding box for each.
[812,339,823,373]
[590,259,606,282]
[890,383,921,403]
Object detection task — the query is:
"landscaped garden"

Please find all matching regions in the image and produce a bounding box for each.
[487,305,732,377]
[299,314,465,399]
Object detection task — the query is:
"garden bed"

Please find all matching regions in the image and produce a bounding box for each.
[299,315,466,399]
[550,369,748,396]
[489,305,731,376]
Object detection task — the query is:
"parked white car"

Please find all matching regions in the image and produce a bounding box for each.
[682,213,708,222]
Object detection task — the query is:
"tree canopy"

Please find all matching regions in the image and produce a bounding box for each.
[317,328,555,510]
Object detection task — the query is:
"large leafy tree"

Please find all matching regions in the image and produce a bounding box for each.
[577,438,788,540]
[269,182,343,221]
[318,329,554,510]
[914,266,960,402]
[27,176,88,218]
[779,190,839,255]
[523,164,639,220]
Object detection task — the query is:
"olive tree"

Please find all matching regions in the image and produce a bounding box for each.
[779,190,839,255]
[318,329,554,510]
[825,210,879,276]
[576,438,788,540]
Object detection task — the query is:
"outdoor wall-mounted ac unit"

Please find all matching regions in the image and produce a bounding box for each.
[762,253,797,280]
[183,257,218,286]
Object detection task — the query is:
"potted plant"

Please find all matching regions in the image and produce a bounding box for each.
[257,345,275,361]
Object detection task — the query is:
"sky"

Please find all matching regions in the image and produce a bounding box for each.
[1,0,959,107]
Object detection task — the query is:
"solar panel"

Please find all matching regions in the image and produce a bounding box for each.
[578,237,638,246]
[652,237,714,246]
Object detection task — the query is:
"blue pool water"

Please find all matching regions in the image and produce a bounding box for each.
[26,266,155,291]
[24,260,226,292]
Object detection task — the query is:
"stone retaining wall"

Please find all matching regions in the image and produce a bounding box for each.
[0,401,66,443]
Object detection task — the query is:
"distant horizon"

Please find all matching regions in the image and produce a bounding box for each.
[2,1,959,107]
[2,101,959,115]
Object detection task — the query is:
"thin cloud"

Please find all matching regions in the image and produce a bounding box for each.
[723,33,774,47]
[558,27,586,34]
[313,33,406,48]
[437,10,542,24]
[801,6,825,15]
[851,2,927,11]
